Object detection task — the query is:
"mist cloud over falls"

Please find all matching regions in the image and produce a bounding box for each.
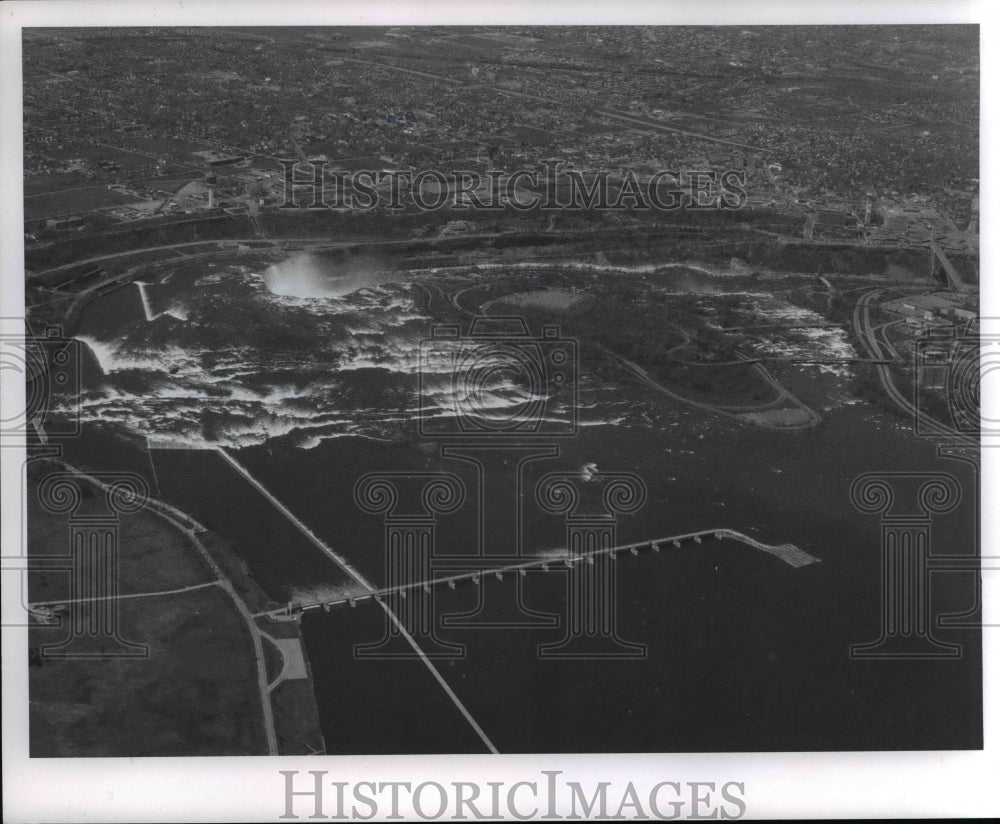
[261,251,395,299]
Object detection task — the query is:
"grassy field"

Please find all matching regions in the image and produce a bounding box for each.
[29,586,267,756]
[27,475,213,604]
[493,288,586,312]
[26,471,267,756]
[24,186,145,221]
[24,173,89,196]
[272,679,326,755]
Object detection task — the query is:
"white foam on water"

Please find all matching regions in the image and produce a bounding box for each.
[742,296,858,378]
[260,251,398,299]
[76,335,200,375]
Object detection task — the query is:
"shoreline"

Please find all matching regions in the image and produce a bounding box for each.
[26,453,327,756]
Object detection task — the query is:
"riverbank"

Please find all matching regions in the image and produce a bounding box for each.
[25,455,325,756]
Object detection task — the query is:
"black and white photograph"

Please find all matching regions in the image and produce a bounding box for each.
[2,1,997,820]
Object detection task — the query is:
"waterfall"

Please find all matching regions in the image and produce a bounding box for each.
[261,251,394,298]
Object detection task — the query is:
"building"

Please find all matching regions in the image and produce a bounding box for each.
[208,154,247,167]
[816,208,847,227]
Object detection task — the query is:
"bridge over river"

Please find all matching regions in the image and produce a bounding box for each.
[930,241,969,293]
[259,528,820,620]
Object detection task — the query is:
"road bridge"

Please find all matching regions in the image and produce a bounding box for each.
[930,241,967,293]
[259,528,819,620]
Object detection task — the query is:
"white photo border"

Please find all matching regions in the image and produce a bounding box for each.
[2,1,996,820]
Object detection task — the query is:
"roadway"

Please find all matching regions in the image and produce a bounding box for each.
[265,527,820,619]
[38,458,280,755]
[441,274,824,430]
[215,447,499,755]
[30,228,600,279]
[853,289,912,421]
[30,580,218,609]
[929,241,968,293]
[851,288,973,443]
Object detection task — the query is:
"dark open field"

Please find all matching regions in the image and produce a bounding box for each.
[29,586,267,756]
[26,470,267,756]
[24,185,145,221]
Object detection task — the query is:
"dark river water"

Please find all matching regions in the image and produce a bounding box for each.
[58,401,982,754]
[59,261,982,753]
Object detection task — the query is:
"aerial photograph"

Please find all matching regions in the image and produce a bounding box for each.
[19,24,981,759]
